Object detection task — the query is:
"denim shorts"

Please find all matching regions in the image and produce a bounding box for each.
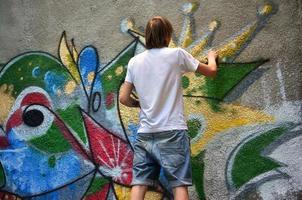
[131,129,192,188]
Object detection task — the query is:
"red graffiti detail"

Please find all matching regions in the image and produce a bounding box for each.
[85,183,110,200]
[5,108,22,132]
[5,92,51,132]
[21,92,50,107]
[0,192,19,200]
[54,118,91,161]
[0,136,9,149]
[83,112,133,185]
[105,93,114,108]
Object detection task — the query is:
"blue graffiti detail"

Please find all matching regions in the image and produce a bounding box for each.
[78,46,100,95]
[44,71,67,96]
[32,66,41,78]
[127,123,139,145]
[0,130,92,196]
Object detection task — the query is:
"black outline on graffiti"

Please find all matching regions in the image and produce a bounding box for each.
[75,45,100,113]
[110,182,119,200]
[0,2,282,197]
[58,32,90,103]
[23,104,93,160]
[0,38,139,199]
[217,59,269,101]
[2,102,131,198]
[80,108,120,182]
[81,170,99,199]
[97,39,138,74]
[0,164,5,190]
[0,51,77,88]
[25,170,95,198]
[115,39,138,151]
[94,38,138,151]
[80,108,135,188]
[91,91,102,112]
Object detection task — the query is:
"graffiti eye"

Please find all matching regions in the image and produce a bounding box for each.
[23,109,44,127]
[13,104,54,140]
[5,88,54,140]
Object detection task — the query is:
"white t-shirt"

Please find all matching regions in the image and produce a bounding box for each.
[125,47,199,133]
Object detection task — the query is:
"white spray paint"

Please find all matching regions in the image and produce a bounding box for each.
[276,62,287,101]
[261,77,272,108]
[264,100,302,124]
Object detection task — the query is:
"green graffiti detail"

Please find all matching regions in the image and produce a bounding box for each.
[0,163,5,187]
[58,105,87,145]
[30,123,71,153]
[182,76,190,89]
[187,118,202,138]
[101,44,136,109]
[195,99,201,105]
[208,100,223,112]
[191,151,206,200]
[202,60,267,100]
[0,53,72,97]
[232,126,289,188]
[48,155,56,168]
[86,176,109,196]
[195,72,202,77]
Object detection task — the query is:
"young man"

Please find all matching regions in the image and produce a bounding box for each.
[120,16,217,200]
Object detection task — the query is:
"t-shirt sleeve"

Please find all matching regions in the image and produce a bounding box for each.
[178,48,199,73]
[125,59,134,84]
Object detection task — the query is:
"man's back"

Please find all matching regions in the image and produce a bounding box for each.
[125,47,199,133]
[120,16,217,200]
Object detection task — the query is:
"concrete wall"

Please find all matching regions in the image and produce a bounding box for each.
[0,0,301,199]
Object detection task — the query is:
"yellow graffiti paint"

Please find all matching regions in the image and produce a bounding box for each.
[71,39,79,62]
[119,101,140,133]
[114,184,162,200]
[209,20,219,31]
[118,0,277,171]
[107,75,112,80]
[64,80,76,95]
[190,39,208,57]
[115,66,124,76]
[122,18,148,46]
[168,39,177,48]
[181,27,193,48]
[119,96,274,157]
[259,3,273,15]
[183,97,274,156]
[59,32,81,84]
[0,84,15,125]
[123,18,144,36]
[189,20,219,57]
[218,25,256,60]
[87,72,95,83]
[198,24,257,62]
[183,72,207,96]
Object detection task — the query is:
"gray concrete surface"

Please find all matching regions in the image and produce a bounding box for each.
[0,0,301,199]
[0,0,301,108]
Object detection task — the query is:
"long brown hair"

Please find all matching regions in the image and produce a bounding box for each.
[145,16,173,49]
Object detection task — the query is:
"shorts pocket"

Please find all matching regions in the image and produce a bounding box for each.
[160,151,185,168]
[158,142,185,168]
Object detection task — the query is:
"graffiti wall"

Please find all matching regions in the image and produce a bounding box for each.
[0,0,301,199]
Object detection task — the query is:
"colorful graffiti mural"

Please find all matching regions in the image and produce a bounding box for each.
[0,1,301,200]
